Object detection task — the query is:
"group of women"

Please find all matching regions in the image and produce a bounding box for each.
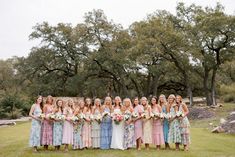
[29,94,190,152]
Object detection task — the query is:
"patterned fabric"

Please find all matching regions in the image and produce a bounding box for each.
[81,111,92,148]
[29,105,42,147]
[62,108,74,145]
[162,105,169,143]
[168,106,181,143]
[73,122,83,149]
[179,104,191,145]
[142,106,153,144]
[41,105,53,145]
[124,123,135,149]
[100,107,112,149]
[91,109,101,148]
[134,105,144,141]
[53,112,63,146]
[152,106,165,145]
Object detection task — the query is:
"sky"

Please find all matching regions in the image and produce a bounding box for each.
[0,0,234,60]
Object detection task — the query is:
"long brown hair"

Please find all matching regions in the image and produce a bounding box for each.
[55,99,63,113]
[35,95,43,111]
[150,96,158,107]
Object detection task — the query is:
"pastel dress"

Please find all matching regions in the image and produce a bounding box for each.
[29,104,42,147]
[53,111,63,146]
[152,106,165,145]
[91,109,101,148]
[100,107,112,149]
[134,105,144,141]
[142,106,153,144]
[123,110,135,149]
[62,108,74,145]
[73,119,83,149]
[162,105,170,143]
[179,104,190,145]
[168,106,181,144]
[41,106,53,145]
[110,108,125,150]
[81,111,92,148]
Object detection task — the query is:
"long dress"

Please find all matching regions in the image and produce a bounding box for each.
[142,105,153,144]
[29,104,42,147]
[53,112,63,146]
[123,110,135,149]
[73,121,83,149]
[81,111,92,148]
[134,105,144,142]
[91,109,101,148]
[179,104,191,145]
[100,107,112,149]
[168,106,181,144]
[152,106,165,145]
[62,108,74,145]
[111,108,125,150]
[41,105,53,145]
[162,105,170,143]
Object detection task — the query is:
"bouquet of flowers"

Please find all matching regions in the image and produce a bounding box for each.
[176,110,184,117]
[71,115,79,124]
[47,113,56,120]
[141,111,147,119]
[152,112,164,119]
[163,113,172,119]
[39,113,46,119]
[55,114,66,121]
[113,113,124,124]
[94,114,102,123]
[132,112,138,119]
[124,111,132,121]
[102,111,110,118]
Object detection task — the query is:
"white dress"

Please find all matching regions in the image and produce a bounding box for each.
[110,108,125,150]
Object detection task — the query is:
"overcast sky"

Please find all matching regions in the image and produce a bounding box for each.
[0,0,234,60]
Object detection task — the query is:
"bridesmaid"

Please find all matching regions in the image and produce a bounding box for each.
[123,98,135,149]
[110,96,125,150]
[168,94,182,150]
[62,99,74,151]
[52,99,64,150]
[29,96,43,152]
[151,96,165,150]
[141,97,153,150]
[133,97,143,150]
[100,96,113,149]
[159,94,170,149]
[176,95,190,151]
[91,98,102,148]
[73,100,83,150]
[41,95,54,150]
[81,98,92,149]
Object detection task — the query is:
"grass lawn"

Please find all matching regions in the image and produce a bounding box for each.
[0,103,235,157]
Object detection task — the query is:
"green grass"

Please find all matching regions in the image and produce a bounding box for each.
[0,103,235,157]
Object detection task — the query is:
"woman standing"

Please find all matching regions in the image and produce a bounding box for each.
[141,97,153,150]
[73,100,83,150]
[91,98,102,148]
[176,95,190,151]
[168,94,182,150]
[159,94,170,149]
[41,95,54,150]
[111,96,125,150]
[62,99,74,151]
[151,96,164,150]
[52,99,64,150]
[81,98,92,149]
[133,97,143,150]
[123,98,135,149]
[100,96,113,149]
[29,96,43,152]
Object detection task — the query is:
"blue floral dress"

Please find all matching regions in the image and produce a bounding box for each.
[53,112,63,146]
[73,120,83,149]
[168,106,181,143]
[100,107,112,149]
[123,110,135,149]
[162,105,169,143]
[179,104,190,145]
[29,104,42,147]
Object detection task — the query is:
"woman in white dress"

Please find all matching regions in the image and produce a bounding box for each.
[110,96,125,150]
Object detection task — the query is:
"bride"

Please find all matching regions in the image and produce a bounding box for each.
[110,96,125,150]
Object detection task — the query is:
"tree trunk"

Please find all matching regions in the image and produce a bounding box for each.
[211,68,217,106]
[204,70,213,106]
[187,85,193,106]
[152,75,159,96]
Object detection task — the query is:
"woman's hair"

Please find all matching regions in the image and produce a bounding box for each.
[67,98,74,110]
[158,94,167,106]
[140,97,148,106]
[123,98,132,108]
[176,95,183,103]
[94,98,101,107]
[114,96,122,108]
[46,95,53,104]
[132,97,139,107]
[104,96,112,110]
[85,97,93,111]
[36,95,43,111]
[55,99,63,113]
[150,96,158,107]
[167,94,176,104]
